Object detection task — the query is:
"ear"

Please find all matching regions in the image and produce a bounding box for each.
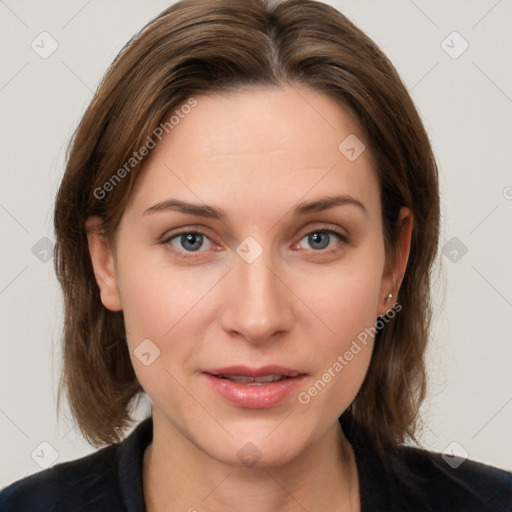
[85,216,122,312]
[378,207,413,316]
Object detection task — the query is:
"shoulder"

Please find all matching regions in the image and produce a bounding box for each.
[340,413,512,511]
[0,417,152,512]
[389,444,512,511]
[0,442,123,512]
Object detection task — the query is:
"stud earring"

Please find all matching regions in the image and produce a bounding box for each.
[385,293,393,303]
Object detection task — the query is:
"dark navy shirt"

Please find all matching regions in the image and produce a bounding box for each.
[1,415,511,511]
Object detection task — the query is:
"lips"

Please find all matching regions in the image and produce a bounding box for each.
[203,365,303,381]
[201,365,307,408]
[215,374,287,384]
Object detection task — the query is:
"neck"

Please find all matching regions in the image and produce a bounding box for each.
[143,409,360,512]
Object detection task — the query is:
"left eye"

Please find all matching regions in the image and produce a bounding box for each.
[297,230,343,251]
[167,232,213,252]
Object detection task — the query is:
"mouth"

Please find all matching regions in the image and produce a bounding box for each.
[203,365,305,383]
[201,365,307,408]
[213,374,293,385]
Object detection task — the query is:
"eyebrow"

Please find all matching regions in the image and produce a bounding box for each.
[295,195,367,216]
[143,194,367,219]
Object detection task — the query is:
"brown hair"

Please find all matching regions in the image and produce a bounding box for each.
[54,0,439,453]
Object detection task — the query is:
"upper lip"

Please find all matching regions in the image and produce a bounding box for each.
[202,365,305,378]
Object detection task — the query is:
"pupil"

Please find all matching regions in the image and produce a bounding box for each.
[183,233,203,251]
[309,232,329,250]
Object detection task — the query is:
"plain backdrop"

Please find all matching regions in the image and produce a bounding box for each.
[1,0,511,488]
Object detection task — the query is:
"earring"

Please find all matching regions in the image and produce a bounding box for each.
[385,293,393,303]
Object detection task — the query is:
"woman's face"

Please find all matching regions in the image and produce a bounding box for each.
[89,85,408,467]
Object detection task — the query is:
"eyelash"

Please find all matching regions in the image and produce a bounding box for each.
[160,225,349,258]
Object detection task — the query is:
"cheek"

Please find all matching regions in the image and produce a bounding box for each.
[293,246,384,405]
[114,250,224,389]
[294,291,379,417]
[116,248,215,342]
[301,245,384,344]
[117,269,200,416]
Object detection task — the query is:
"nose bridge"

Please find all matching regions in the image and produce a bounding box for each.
[221,242,293,342]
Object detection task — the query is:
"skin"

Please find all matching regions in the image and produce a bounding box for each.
[87,85,413,512]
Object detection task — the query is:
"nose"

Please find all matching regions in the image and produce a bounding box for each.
[219,247,295,344]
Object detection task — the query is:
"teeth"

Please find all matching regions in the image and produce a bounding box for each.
[217,374,285,384]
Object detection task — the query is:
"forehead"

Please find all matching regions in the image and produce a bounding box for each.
[126,85,380,221]
[156,85,365,163]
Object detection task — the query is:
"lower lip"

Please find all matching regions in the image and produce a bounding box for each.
[202,373,306,409]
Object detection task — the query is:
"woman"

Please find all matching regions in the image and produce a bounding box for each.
[1,0,510,510]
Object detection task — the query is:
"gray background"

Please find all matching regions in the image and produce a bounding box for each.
[1,0,511,487]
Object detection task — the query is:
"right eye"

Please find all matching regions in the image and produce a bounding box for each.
[162,230,215,255]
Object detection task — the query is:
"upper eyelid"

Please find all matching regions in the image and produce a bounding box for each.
[297,224,347,238]
[162,225,345,240]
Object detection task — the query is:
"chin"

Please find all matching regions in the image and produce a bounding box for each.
[201,427,309,470]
